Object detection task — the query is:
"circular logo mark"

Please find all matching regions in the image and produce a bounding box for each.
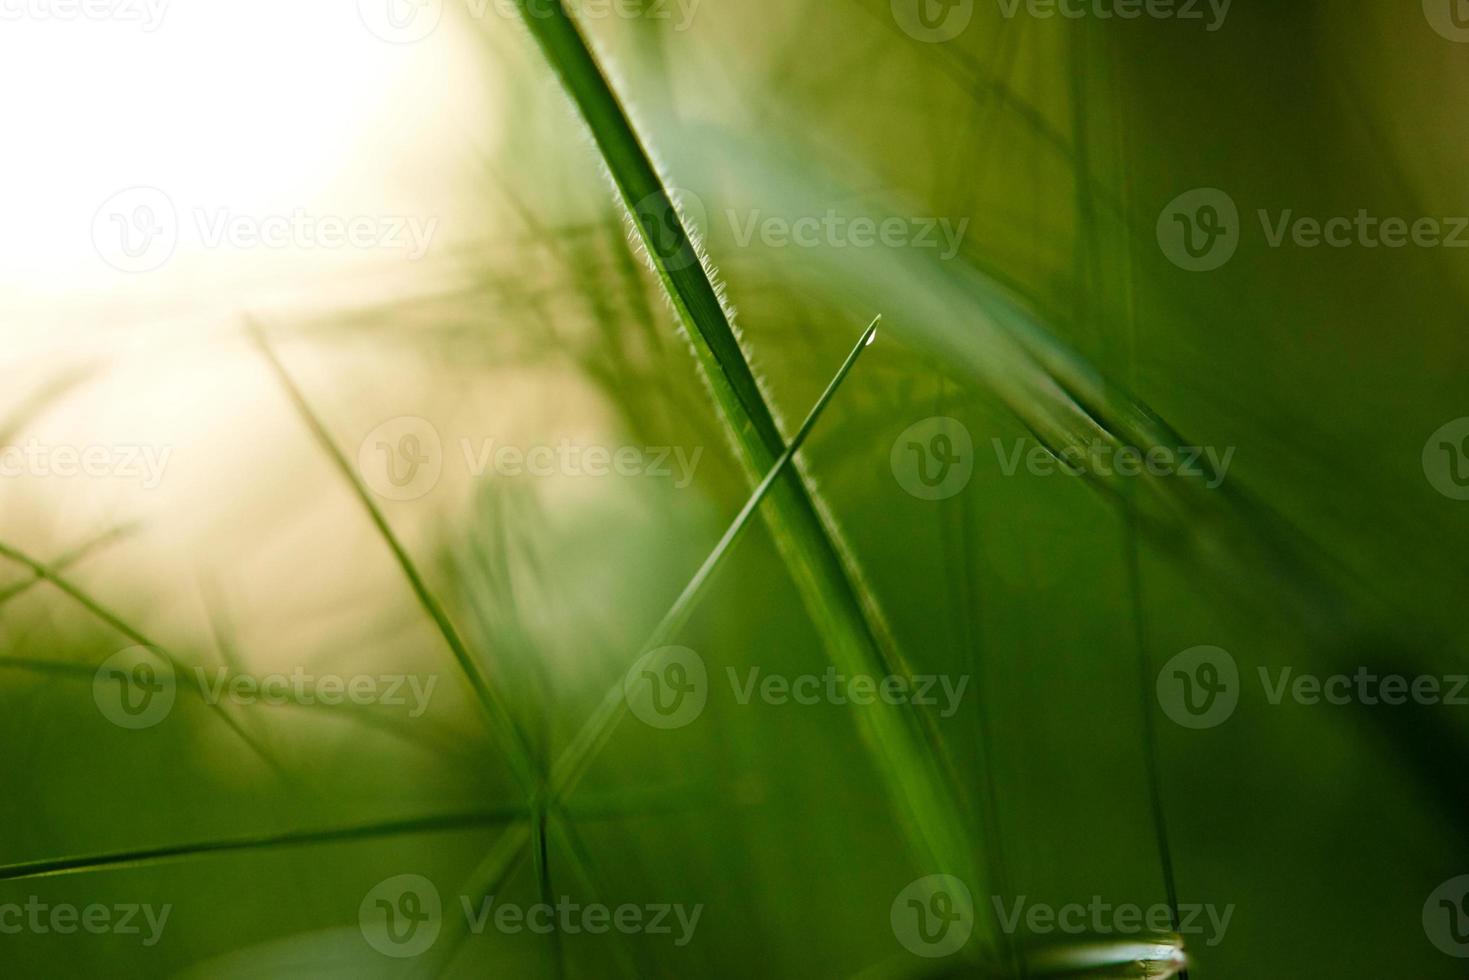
[891,417,974,501]
[357,0,443,43]
[357,417,443,502]
[891,0,974,42]
[92,187,177,274]
[630,188,707,272]
[359,874,442,958]
[1425,875,1469,956]
[1424,0,1469,42]
[1423,418,1469,500]
[891,874,974,958]
[1156,188,1239,272]
[624,646,708,730]
[93,646,176,730]
[1156,645,1239,729]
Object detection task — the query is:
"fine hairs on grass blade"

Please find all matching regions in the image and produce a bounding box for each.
[248,321,544,798]
[508,0,977,914]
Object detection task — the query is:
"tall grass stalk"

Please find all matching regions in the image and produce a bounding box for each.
[508,3,979,927]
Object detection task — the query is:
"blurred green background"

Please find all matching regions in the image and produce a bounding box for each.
[1,0,1466,976]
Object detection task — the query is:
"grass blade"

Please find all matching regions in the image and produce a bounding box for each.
[505,11,975,901]
[0,539,289,780]
[549,316,881,801]
[249,323,542,795]
[0,808,523,882]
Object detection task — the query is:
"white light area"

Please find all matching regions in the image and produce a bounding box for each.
[0,2,502,358]
[0,1,524,607]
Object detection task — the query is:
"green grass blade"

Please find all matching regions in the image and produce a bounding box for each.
[249,323,542,795]
[0,808,523,882]
[507,7,975,899]
[0,539,289,780]
[408,822,532,980]
[0,522,138,607]
[549,318,880,801]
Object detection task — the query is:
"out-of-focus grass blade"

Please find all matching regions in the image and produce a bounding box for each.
[250,324,542,796]
[0,522,138,606]
[0,808,524,882]
[408,822,532,980]
[0,539,288,779]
